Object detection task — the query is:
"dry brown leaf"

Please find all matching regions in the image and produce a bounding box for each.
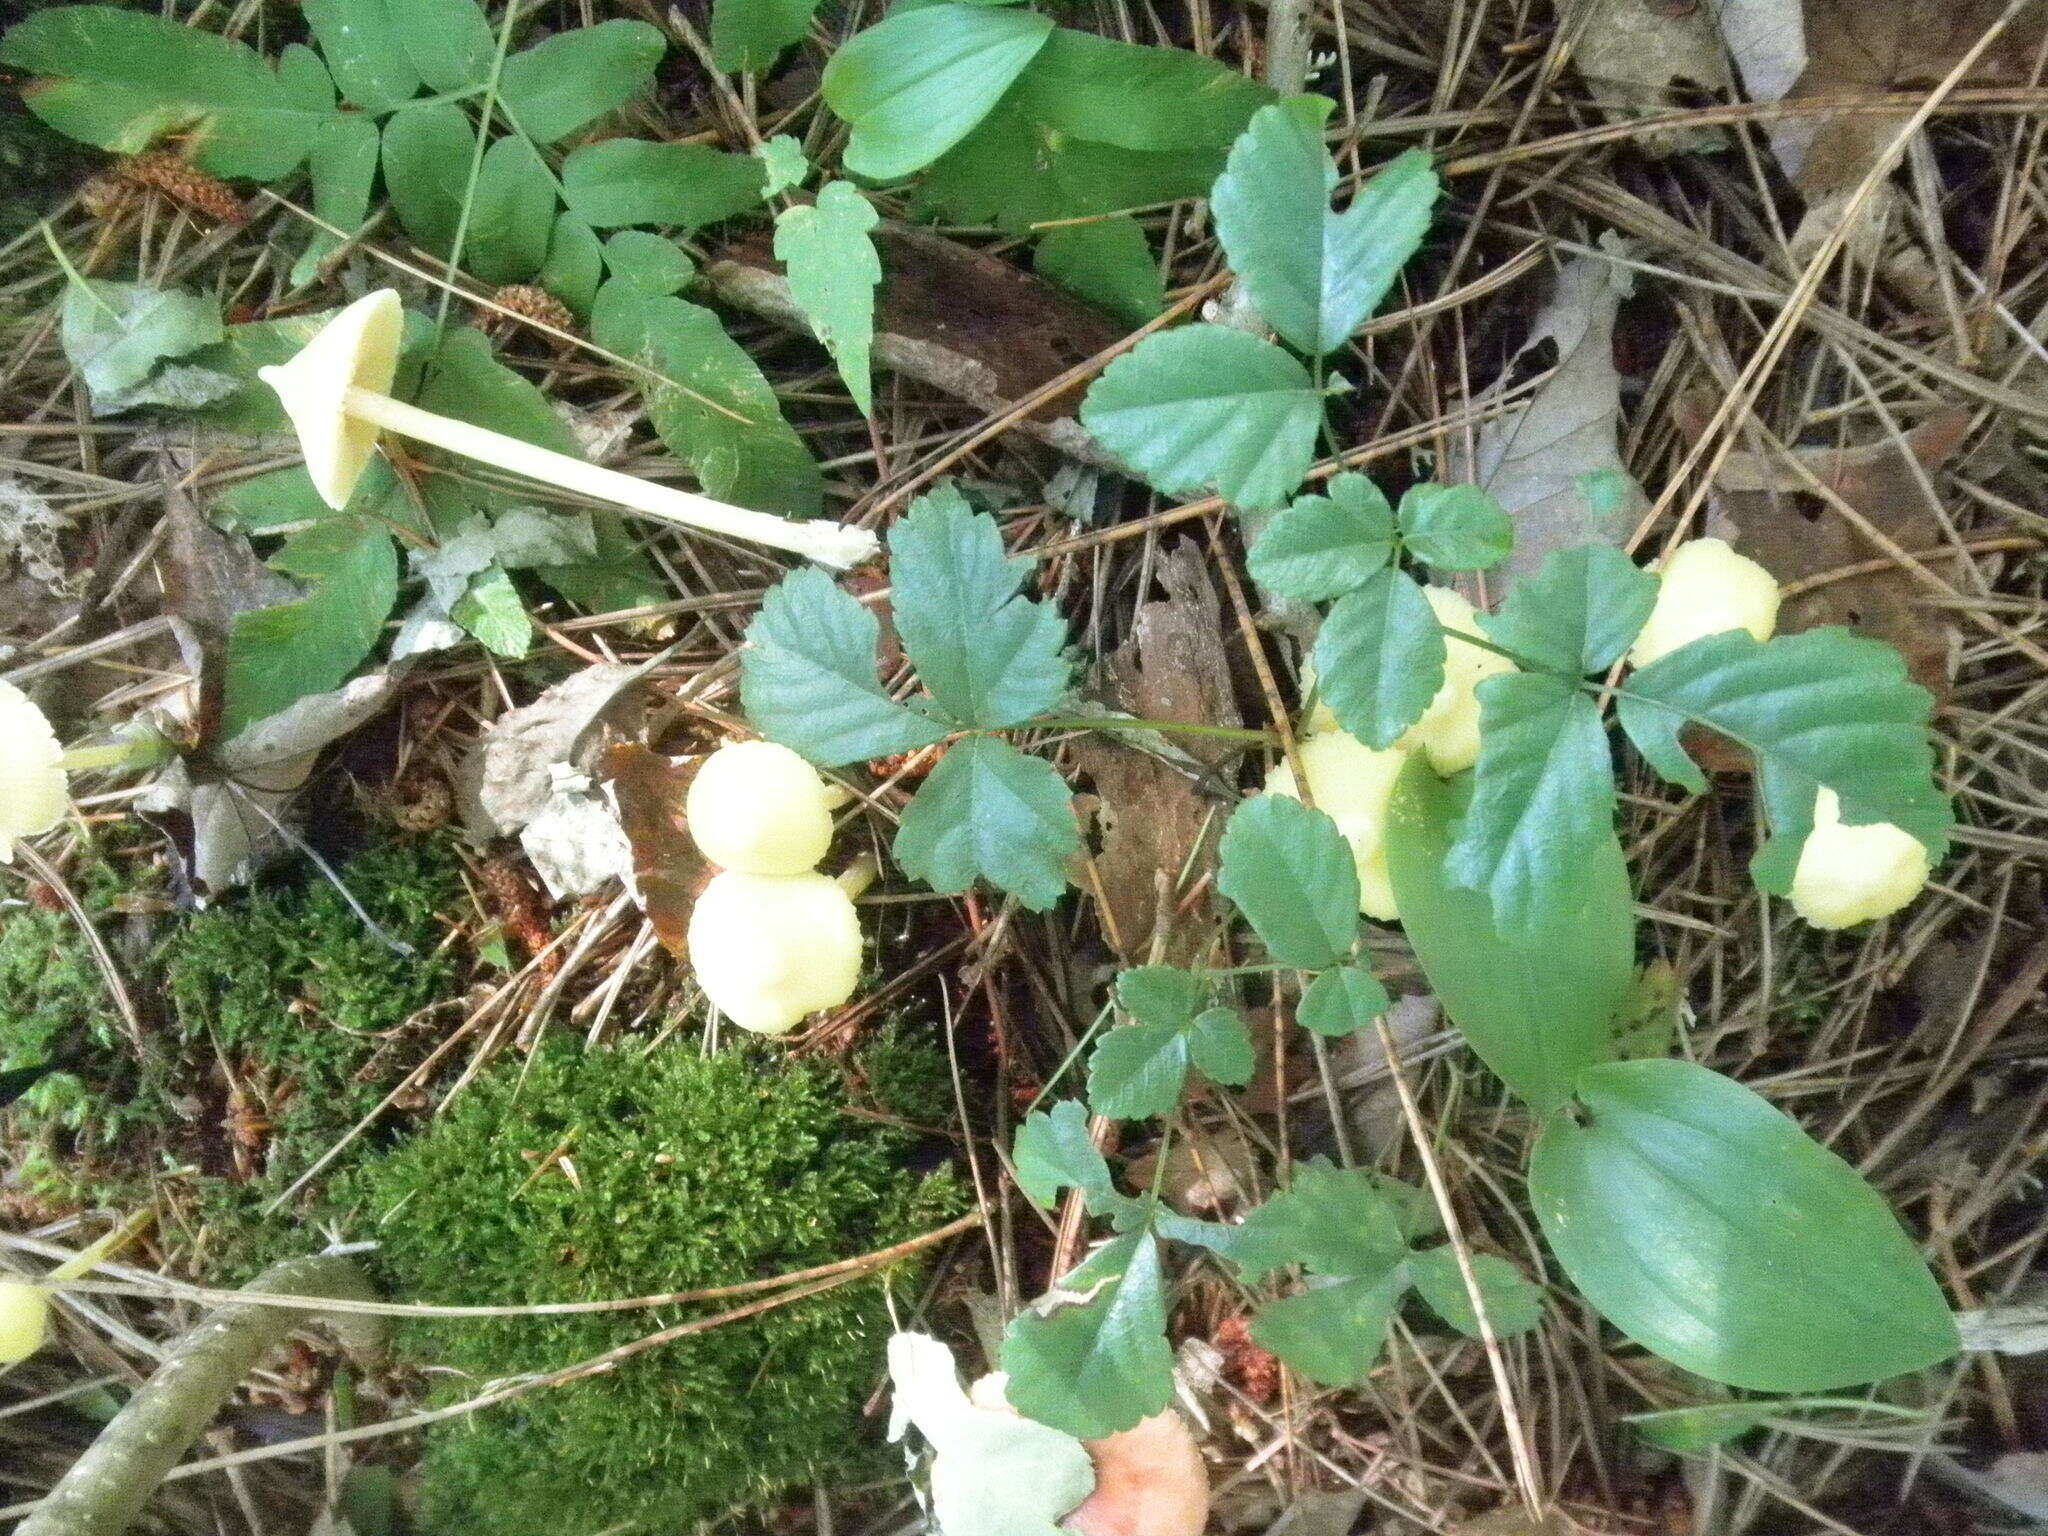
[1569,0,1733,153]
[604,742,708,960]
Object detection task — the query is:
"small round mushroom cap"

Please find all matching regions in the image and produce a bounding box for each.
[685,740,835,875]
[257,289,404,510]
[1628,537,1781,668]
[0,1280,48,1364]
[686,870,863,1035]
[1789,786,1931,929]
[0,680,67,863]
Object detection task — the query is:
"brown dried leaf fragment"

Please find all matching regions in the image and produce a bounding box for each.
[604,741,708,959]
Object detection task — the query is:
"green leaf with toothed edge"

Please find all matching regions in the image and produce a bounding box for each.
[1001,1230,1176,1439]
[892,736,1077,910]
[1217,795,1359,969]
[774,181,882,417]
[1480,543,1656,675]
[1397,483,1513,571]
[1296,965,1390,1038]
[1246,473,1396,602]
[1011,1099,1132,1217]
[1310,566,1446,749]
[1404,1249,1542,1339]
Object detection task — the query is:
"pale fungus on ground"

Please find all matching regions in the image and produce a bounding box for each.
[0,1279,49,1364]
[1628,536,1782,668]
[1264,731,1408,921]
[260,290,880,569]
[1789,786,1933,930]
[0,680,66,862]
[684,740,841,876]
[685,869,864,1036]
[1400,585,1519,775]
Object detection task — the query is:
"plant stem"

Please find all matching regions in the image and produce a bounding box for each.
[1028,715,1280,746]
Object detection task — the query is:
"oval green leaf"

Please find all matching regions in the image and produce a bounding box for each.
[1217,794,1359,970]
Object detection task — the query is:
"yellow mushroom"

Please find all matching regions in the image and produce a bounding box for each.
[1399,586,1519,775]
[686,869,863,1034]
[0,681,67,863]
[0,1279,49,1364]
[1788,787,1932,930]
[1628,537,1781,668]
[685,740,838,876]
[1264,732,1407,921]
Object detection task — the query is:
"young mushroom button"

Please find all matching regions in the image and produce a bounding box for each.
[259,290,879,570]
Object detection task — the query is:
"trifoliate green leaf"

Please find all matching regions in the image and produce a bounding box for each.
[1116,966,1203,1030]
[1087,991,1251,1119]
[740,567,950,767]
[1033,216,1165,326]
[1446,674,1617,946]
[380,99,474,255]
[467,133,556,284]
[1397,483,1513,571]
[59,280,223,407]
[892,736,1077,910]
[1080,325,1321,512]
[1217,795,1359,969]
[1225,1161,1412,1283]
[600,231,694,297]
[562,139,767,230]
[1482,544,1657,674]
[1210,97,1439,357]
[887,486,1069,729]
[1404,1249,1543,1338]
[774,181,881,416]
[500,19,663,144]
[1013,1100,1127,1215]
[1296,965,1391,1038]
[1310,566,1447,748]
[1246,473,1396,601]
[303,0,423,113]
[822,2,1053,181]
[755,133,809,196]
[1002,1231,1176,1439]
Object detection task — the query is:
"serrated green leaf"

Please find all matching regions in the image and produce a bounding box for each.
[1398,483,1513,571]
[1296,965,1390,1038]
[467,132,556,284]
[1087,1019,1196,1119]
[1033,216,1164,326]
[500,19,663,144]
[1246,473,1396,601]
[823,2,1053,181]
[590,288,821,516]
[391,0,495,91]
[562,139,767,230]
[380,100,473,255]
[1616,627,1950,887]
[601,231,695,297]
[1384,758,1630,1114]
[1311,567,1447,748]
[775,181,881,416]
[1002,1231,1176,1439]
[1483,544,1657,674]
[1218,795,1359,968]
[451,565,532,658]
[1188,1008,1254,1086]
[1531,1059,1959,1390]
[1445,673,1617,947]
[741,567,950,766]
[1115,965,1204,1030]
[1081,325,1321,513]
[755,134,809,195]
[538,213,605,315]
[887,486,1068,729]
[712,0,826,74]
[892,736,1076,910]
[295,112,382,284]
[1228,1161,1412,1283]
[59,280,222,405]
[302,0,422,113]
[1405,1249,1543,1338]
[1012,1100,1125,1214]
[0,6,335,180]
[220,516,398,738]
[1211,97,1439,357]
[1250,1272,1404,1387]
[1087,986,1250,1118]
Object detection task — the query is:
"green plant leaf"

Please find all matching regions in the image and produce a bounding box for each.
[1397,483,1513,571]
[416,326,578,452]
[302,0,423,112]
[59,280,223,404]
[774,181,881,416]
[295,112,382,284]
[1002,1231,1176,1439]
[712,0,826,73]
[451,565,532,658]
[1445,674,1618,947]
[887,486,1069,729]
[1217,795,1359,969]
[756,134,809,196]
[1384,757,1630,1114]
[1012,1100,1128,1215]
[393,0,496,91]
[1087,986,1250,1119]
[591,288,821,516]
[1210,97,1439,357]
[1033,216,1164,326]
[1531,1059,1960,1391]
[892,736,1076,910]
[0,5,335,180]
[1080,325,1321,513]
[1247,474,1396,601]
[1625,1401,1770,1453]
[601,231,695,297]
[562,140,767,230]
[1226,1162,1412,1283]
[467,132,556,284]
[220,516,399,738]
[1311,567,1447,748]
[1482,544,1657,674]
[740,567,950,767]
[1616,627,1950,888]
[500,19,663,144]
[381,99,474,255]
[1188,1008,1255,1087]
[538,213,605,315]
[1250,1272,1405,1387]
[1296,965,1390,1038]
[1405,1249,1543,1338]
[1115,965,1203,1030]
[823,2,1054,180]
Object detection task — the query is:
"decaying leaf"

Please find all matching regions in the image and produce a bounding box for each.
[1065,1409,1210,1536]
[469,664,647,837]
[604,741,709,957]
[704,220,1129,468]
[1568,0,1732,153]
[1071,543,1240,963]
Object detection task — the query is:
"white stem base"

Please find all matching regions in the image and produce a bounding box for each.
[343,387,878,569]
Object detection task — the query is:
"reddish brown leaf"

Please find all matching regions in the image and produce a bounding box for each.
[604,741,708,959]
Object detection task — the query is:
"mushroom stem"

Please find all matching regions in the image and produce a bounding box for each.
[339,386,878,570]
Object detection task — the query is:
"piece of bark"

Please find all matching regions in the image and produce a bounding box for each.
[704,222,1128,467]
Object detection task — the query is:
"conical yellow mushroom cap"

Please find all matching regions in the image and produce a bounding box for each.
[257,289,404,510]
[687,870,863,1035]
[0,680,67,863]
[1789,787,1931,930]
[685,741,835,875]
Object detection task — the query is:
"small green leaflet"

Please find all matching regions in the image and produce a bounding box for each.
[755,134,809,196]
[601,231,695,297]
[1217,795,1359,969]
[1210,96,1440,357]
[712,0,827,74]
[774,182,881,417]
[450,565,532,658]
[1246,473,1395,602]
[303,0,423,114]
[1403,1250,1545,1339]
[1087,967,1253,1118]
[1227,1161,1412,1283]
[1012,1099,1131,1218]
[380,100,473,255]
[467,133,555,285]
[822,2,1054,181]
[1482,544,1657,675]
[297,112,380,283]
[887,486,1069,729]
[1254,1273,1407,1388]
[1033,216,1165,325]
[740,567,949,767]
[1001,1230,1176,1439]
[1080,325,1322,513]
[1310,567,1447,748]
[1296,965,1391,1038]
[391,0,496,93]
[561,140,768,231]
[497,19,663,144]
[893,737,1078,911]
[1397,483,1513,571]
[59,280,223,409]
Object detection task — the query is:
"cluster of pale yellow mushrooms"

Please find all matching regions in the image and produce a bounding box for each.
[1262,539,1934,931]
